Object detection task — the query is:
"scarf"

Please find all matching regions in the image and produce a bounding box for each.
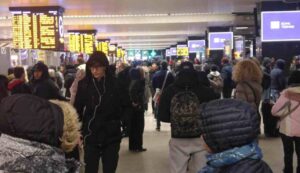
[198,142,262,173]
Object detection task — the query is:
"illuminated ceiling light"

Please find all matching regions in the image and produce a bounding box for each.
[235,27,249,30]
[62,12,229,19]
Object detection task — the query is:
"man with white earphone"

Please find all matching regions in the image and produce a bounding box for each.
[74,51,122,173]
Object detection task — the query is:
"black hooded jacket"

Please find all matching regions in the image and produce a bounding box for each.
[158,69,219,138]
[0,94,63,147]
[271,59,287,91]
[30,63,65,100]
[74,65,122,145]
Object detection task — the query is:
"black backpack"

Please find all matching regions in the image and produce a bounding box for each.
[170,88,201,138]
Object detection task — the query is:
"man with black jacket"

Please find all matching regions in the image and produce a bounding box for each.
[30,62,65,100]
[152,61,174,131]
[158,62,219,173]
[74,51,122,173]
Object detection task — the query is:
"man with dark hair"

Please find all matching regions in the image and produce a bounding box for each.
[74,51,122,173]
[8,67,31,95]
[152,61,175,131]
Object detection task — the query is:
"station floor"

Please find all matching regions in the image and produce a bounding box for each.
[105,109,288,173]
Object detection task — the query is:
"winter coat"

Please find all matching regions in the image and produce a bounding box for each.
[234,81,262,109]
[221,63,234,89]
[272,87,300,137]
[214,159,273,173]
[74,74,122,145]
[30,63,65,100]
[64,67,77,98]
[270,59,287,91]
[30,78,66,100]
[129,79,145,111]
[117,66,132,107]
[199,99,272,173]
[0,134,79,173]
[152,69,175,90]
[261,66,271,102]
[8,79,31,95]
[197,71,211,87]
[0,94,64,147]
[158,70,219,138]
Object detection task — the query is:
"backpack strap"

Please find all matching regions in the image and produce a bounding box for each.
[243,82,259,108]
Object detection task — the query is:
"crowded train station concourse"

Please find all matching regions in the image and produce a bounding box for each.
[0,0,300,173]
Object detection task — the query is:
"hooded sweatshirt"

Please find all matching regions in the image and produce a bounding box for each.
[272,87,300,137]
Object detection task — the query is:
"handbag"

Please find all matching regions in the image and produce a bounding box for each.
[153,71,169,105]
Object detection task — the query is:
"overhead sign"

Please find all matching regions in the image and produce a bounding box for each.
[97,40,109,55]
[208,32,233,50]
[117,47,122,58]
[9,6,65,51]
[177,44,189,56]
[188,40,206,53]
[68,30,96,54]
[170,47,177,56]
[261,11,300,42]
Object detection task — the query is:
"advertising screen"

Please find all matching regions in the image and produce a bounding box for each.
[170,47,177,56]
[188,40,206,53]
[177,45,189,56]
[9,6,64,51]
[166,49,171,57]
[208,32,233,50]
[261,11,300,42]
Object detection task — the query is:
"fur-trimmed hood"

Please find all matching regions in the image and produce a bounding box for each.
[283,87,300,102]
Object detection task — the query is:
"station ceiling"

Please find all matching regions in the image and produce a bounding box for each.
[0,0,261,49]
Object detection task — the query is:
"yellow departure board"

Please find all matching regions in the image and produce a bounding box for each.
[9,6,65,51]
[117,48,122,58]
[96,40,109,56]
[68,30,96,54]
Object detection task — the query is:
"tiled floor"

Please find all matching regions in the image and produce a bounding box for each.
[100,109,291,173]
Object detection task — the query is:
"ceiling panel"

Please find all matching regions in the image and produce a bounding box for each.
[0,0,258,16]
[0,0,259,48]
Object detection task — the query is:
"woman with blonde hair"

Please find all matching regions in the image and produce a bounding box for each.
[232,59,263,110]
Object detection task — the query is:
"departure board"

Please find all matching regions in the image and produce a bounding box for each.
[97,40,109,56]
[9,6,65,51]
[117,47,122,58]
[68,30,96,54]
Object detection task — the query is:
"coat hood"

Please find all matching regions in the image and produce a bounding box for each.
[276,59,286,70]
[174,70,199,88]
[32,62,49,80]
[284,87,300,102]
[0,94,64,148]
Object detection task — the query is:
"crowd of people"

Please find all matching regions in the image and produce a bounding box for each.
[0,51,300,173]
